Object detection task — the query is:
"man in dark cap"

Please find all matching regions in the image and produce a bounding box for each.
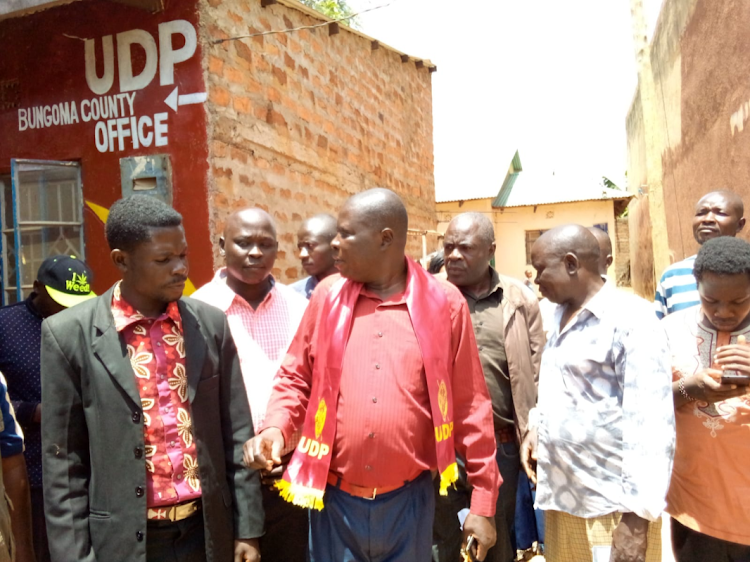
[0,255,96,562]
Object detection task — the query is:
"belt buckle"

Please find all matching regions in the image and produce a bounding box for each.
[364,488,377,501]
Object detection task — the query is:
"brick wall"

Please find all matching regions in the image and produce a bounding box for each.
[200,0,437,282]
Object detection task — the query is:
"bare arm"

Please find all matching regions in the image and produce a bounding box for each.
[3,453,35,562]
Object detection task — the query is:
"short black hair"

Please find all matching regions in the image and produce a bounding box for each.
[694,236,750,281]
[427,251,445,274]
[105,195,183,252]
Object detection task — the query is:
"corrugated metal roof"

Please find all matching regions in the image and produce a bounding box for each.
[491,172,519,207]
[498,172,632,208]
[511,150,523,172]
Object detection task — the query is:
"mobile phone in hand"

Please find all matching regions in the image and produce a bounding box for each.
[464,536,478,562]
[720,372,750,385]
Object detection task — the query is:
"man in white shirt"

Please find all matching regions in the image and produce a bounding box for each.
[192,208,308,562]
[522,224,675,562]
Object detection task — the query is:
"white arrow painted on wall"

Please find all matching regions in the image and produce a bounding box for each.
[164,87,207,112]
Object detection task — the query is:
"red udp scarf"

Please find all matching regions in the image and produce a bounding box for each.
[275,258,459,510]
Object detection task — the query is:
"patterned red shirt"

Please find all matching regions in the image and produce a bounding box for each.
[111,283,201,508]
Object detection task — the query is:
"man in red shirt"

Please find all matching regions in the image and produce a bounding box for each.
[245,188,500,561]
[41,195,263,562]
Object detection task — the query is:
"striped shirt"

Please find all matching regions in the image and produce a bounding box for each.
[192,269,307,453]
[0,373,23,458]
[654,255,699,319]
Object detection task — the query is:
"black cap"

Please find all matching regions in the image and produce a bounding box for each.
[37,255,96,308]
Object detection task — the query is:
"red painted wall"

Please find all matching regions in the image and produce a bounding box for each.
[0,0,212,294]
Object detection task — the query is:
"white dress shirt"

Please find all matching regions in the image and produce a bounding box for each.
[533,281,675,521]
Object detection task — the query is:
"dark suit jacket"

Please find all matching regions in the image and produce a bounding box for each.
[41,287,263,562]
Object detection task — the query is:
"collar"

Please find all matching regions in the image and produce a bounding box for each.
[25,294,44,320]
[202,268,277,312]
[458,267,504,301]
[111,281,182,332]
[578,279,614,320]
[359,284,407,306]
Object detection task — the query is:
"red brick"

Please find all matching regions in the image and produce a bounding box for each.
[235,40,254,65]
[272,66,287,86]
[267,88,281,103]
[233,95,251,114]
[225,66,245,86]
[208,55,224,76]
[209,86,230,107]
[213,166,233,178]
[285,268,299,279]
[211,140,227,158]
[267,109,287,128]
[284,52,296,70]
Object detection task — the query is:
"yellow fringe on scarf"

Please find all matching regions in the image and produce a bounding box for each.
[274,479,326,511]
[276,463,458,507]
[438,462,459,496]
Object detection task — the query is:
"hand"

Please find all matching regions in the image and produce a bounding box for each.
[234,538,261,562]
[462,513,496,561]
[715,336,750,376]
[260,450,294,486]
[679,369,748,405]
[33,403,41,424]
[520,427,538,485]
[243,428,284,471]
[610,512,648,562]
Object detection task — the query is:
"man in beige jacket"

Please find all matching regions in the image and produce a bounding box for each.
[433,212,544,562]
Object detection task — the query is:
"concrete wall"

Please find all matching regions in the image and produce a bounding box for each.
[626,0,750,294]
[201,0,437,282]
[436,198,617,285]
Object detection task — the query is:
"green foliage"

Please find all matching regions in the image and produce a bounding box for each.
[602,176,622,190]
[300,0,359,27]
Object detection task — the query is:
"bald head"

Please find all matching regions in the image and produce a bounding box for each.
[588,226,613,276]
[300,214,337,241]
[224,208,276,240]
[697,190,744,216]
[297,213,338,280]
[343,188,408,242]
[449,212,495,245]
[537,225,600,267]
[334,188,410,284]
[530,224,604,305]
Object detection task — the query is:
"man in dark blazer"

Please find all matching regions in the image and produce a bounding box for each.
[41,195,263,562]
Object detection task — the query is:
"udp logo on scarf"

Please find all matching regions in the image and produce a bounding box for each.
[297,399,331,460]
[435,380,453,442]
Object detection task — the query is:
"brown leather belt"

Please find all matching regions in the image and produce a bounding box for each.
[147,499,201,522]
[327,473,409,500]
[496,427,515,444]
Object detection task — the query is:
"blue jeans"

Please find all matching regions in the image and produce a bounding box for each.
[514,468,544,549]
[310,471,435,562]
